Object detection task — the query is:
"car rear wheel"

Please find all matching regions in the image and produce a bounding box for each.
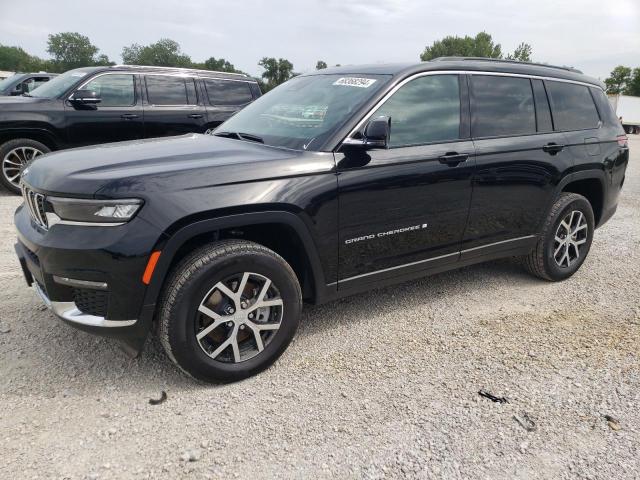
[523,192,595,281]
[158,240,302,382]
[0,138,50,194]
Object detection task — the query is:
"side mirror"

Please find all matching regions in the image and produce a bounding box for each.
[363,116,390,147]
[69,89,102,105]
[342,116,390,149]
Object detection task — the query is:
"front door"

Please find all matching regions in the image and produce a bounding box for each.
[336,74,475,289]
[65,73,144,147]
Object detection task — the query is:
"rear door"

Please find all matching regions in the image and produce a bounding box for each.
[462,74,572,259]
[201,77,256,128]
[336,73,475,288]
[142,74,207,138]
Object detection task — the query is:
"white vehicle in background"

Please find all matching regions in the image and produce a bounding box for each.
[609,94,640,134]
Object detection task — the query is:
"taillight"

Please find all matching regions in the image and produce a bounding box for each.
[617,135,628,148]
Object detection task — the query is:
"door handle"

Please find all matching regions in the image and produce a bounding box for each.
[120,114,139,120]
[188,114,204,119]
[438,152,469,166]
[542,142,565,155]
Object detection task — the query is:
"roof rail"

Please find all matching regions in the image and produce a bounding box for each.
[110,64,248,77]
[430,57,583,74]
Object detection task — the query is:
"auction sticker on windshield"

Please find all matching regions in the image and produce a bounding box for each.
[333,77,377,88]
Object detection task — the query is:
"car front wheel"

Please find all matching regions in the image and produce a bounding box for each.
[158,240,302,382]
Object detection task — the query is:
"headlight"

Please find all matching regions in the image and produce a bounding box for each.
[46,197,143,226]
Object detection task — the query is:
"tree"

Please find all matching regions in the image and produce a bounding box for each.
[47,32,110,71]
[197,57,239,73]
[258,57,294,91]
[420,32,502,61]
[604,66,632,94]
[623,68,640,96]
[0,45,47,72]
[420,32,533,63]
[316,60,327,70]
[122,39,191,67]
[507,42,532,62]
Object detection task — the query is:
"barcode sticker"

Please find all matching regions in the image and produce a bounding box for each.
[333,77,377,88]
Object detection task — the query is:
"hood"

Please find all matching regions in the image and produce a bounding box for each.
[22,134,335,197]
[0,95,55,117]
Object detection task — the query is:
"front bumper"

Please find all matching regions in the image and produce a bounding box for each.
[14,203,163,352]
[33,282,137,328]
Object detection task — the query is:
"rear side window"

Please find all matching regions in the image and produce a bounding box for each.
[371,74,461,147]
[204,79,253,106]
[590,87,619,126]
[546,81,600,131]
[471,75,536,137]
[146,75,196,105]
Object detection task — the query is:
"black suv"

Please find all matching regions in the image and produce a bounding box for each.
[0,72,58,97]
[0,65,261,193]
[15,58,629,382]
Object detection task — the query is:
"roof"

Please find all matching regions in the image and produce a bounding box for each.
[311,58,604,88]
[106,64,251,80]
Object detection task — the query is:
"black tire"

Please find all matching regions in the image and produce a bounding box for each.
[158,240,302,383]
[523,193,595,281]
[0,138,50,194]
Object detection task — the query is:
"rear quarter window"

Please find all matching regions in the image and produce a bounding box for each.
[204,79,253,106]
[546,81,601,131]
[470,75,536,137]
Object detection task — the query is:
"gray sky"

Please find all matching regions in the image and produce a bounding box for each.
[1,0,638,80]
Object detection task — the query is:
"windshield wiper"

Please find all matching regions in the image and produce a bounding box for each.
[214,131,264,144]
[21,93,32,97]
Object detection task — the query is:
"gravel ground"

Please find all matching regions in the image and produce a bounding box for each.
[0,138,638,480]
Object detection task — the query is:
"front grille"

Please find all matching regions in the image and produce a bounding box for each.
[73,288,109,317]
[21,183,48,230]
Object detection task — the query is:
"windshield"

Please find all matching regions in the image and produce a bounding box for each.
[216,74,390,151]
[29,68,94,98]
[0,74,22,91]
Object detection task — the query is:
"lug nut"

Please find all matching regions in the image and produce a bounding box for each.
[227,322,233,327]
[240,324,245,330]
[248,313,254,319]
[228,308,235,314]
[241,301,247,309]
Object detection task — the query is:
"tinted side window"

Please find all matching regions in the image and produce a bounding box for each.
[371,74,460,147]
[82,74,135,107]
[146,76,192,105]
[546,81,600,131]
[204,79,253,106]
[590,87,619,126]
[471,75,535,137]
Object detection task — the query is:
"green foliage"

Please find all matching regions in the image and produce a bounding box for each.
[47,32,111,71]
[258,57,294,91]
[506,42,532,62]
[604,66,632,94]
[420,32,533,63]
[316,60,327,70]
[626,68,640,96]
[122,39,191,67]
[420,32,502,61]
[201,57,239,73]
[0,44,47,72]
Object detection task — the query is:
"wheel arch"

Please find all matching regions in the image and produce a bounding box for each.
[142,211,327,310]
[558,171,605,226]
[0,128,61,151]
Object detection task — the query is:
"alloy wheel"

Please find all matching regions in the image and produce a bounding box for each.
[195,272,284,363]
[553,210,588,268]
[2,146,43,187]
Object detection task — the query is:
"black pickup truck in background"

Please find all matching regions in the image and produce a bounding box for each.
[0,65,261,193]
